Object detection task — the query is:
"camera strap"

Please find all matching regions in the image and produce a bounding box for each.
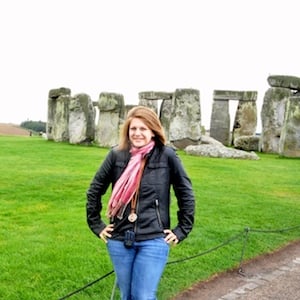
[128,158,146,223]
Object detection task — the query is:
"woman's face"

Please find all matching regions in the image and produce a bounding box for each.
[129,118,154,148]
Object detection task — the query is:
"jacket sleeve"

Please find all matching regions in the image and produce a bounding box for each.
[168,148,195,242]
[86,150,115,238]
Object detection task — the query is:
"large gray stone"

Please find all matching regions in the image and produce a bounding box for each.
[232,100,257,142]
[213,90,257,101]
[279,96,300,157]
[267,75,300,91]
[169,89,201,149]
[234,135,260,151]
[51,94,70,142]
[95,92,124,147]
[69,93,95,145]
[185,144,259,160]
[47,87,71,141]
[210,99,230,146]
[260,87,291,153]
[160,98,173,143]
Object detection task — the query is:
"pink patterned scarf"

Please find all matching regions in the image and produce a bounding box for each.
[107,140,155,218]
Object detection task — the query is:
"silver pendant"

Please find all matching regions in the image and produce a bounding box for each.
[128,213,137,222]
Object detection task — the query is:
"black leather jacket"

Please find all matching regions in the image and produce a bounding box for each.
[86,145,195,243]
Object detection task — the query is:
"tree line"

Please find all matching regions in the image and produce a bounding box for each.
[20,120,46,133]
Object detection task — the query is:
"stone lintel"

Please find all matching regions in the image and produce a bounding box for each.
[174,88,200,96]
[213,90,257,101]
[49,87,71,99]
[139,91,173,100]
[99,92,124,100]
[268,75,300,90]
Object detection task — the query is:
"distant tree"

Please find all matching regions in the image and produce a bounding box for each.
[20,120,46,133]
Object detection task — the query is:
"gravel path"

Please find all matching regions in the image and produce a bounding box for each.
[172,240,300,300]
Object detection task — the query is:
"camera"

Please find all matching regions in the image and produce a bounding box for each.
[124,230,135,248]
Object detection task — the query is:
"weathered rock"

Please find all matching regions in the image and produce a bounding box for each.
[234,135,260,151]
[260,87,291,153]
[138,98,158,115]
[51,94,71,142]
[139,91,173,100]
[69,93,95,145]
[47,87,71,141]
[185,144,259,160]
[210,99,230,146]
[200,135,224,146]
[267,75,300,91]
[48,87,71,99]
[160,98,173,143]
[232,101,257,142]
[279,96,300,157]
[169,89,201,149]
[210,90,257,146]
[94,92,124,147]
[124,105,136,121]
[213,90,257,101]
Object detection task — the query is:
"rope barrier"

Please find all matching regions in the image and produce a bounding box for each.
[167,230,245,265]
[57,270,114,300]
[58,224,300,299]
[248,224,300,234]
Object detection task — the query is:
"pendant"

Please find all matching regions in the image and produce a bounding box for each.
[128,213,138,222]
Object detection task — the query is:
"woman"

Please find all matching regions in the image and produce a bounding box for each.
[86,106,195,300]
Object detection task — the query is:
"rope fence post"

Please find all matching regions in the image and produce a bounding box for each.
[238,227,250,275]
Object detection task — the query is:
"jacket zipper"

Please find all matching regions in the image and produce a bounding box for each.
[134,197,139,233]
[155,199,163,228]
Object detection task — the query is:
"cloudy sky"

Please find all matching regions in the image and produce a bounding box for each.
[0,0,299,130]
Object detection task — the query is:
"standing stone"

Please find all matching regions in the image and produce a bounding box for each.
[69,93,95,145]
[210,99,230,146]
[260,87,291,153]
[124,104,136,121]
[95,92,124,147]
[139,91,173,142]
[169,89,201,149]
[232,100,257,142]
[138,98,158,114]
[160,98,173,143]
[279,96,300,157]
[52,95,71,142]
[210,90,257,146]
[47,87,71,141]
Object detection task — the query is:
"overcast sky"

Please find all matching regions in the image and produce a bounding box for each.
[0,0,299,130]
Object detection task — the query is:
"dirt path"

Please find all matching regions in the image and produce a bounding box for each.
[172,240,300,300]
[0,123,31,136]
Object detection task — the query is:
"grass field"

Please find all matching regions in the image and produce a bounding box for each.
[0,136,299,300]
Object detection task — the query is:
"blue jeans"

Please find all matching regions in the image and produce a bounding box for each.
[107,238,170,300]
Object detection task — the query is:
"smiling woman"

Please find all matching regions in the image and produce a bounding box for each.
[86,105,195,300]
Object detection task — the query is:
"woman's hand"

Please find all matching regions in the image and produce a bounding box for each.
[164,229,179,245]
[99,224,114,243]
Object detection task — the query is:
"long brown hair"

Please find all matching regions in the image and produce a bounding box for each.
[118,106,166,150]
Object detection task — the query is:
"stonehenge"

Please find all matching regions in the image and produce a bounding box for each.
[210,90,257,147]
[46,75,300,158]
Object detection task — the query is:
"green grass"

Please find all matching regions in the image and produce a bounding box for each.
[0,136,299,300]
